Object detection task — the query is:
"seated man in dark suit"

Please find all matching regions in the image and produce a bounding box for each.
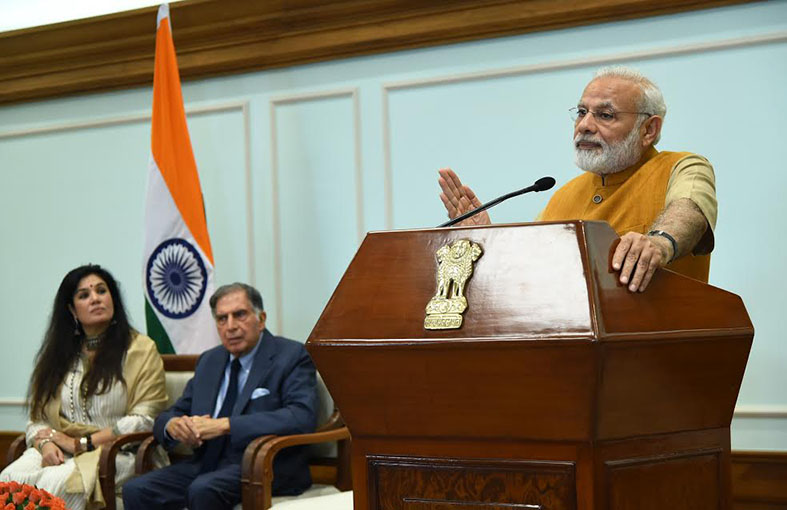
[123,283,318,510]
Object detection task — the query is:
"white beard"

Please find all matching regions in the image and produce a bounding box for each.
[574,125,644,175]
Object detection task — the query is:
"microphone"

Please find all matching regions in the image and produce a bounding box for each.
[438,176,556,228]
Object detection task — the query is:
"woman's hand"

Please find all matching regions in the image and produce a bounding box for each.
[50,431,76,455]
[40,441,64,466]
[34,428,54,441]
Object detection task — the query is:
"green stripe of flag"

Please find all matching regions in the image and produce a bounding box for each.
[145,300,175,354]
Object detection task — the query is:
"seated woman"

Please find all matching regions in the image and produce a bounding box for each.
[0,264,168,510]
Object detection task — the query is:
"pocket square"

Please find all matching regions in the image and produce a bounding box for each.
[251,388,270,399]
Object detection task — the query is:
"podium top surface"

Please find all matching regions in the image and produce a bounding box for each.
[309,221,752,345]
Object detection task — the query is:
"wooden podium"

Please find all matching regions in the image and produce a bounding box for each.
[306,221,753,510]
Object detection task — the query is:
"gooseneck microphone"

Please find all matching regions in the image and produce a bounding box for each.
[438,176,556,228]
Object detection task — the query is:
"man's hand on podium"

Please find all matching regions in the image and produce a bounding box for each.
[612,232,672,293]
[438,168,491,227]
[613,198,709,292]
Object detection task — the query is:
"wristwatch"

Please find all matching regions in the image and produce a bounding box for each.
[647,230,678,263]
[78,435,95,453]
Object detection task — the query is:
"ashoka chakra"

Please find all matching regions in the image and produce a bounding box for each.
[146,238,208,319]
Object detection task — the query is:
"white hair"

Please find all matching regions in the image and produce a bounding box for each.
[592,66,666,144]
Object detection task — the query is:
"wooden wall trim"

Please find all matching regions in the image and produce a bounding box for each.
[0,0,761,105]
[731,451,787,508]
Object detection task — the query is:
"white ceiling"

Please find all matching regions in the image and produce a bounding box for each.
[0,0,183,32]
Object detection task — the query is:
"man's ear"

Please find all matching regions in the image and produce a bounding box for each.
[257,310,267,330]
[641,115,663,147]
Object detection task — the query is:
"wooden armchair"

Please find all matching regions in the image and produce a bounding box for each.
[135,372,351,510]
[243,407,351,509]
[5,435,25,468]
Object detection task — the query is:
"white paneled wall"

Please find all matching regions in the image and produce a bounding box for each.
[1,0,785,449]
[270,90,362,341]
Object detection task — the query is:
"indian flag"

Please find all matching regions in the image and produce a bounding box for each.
[143,4,219,354]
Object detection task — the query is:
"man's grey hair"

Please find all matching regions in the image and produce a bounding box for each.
[593,66,667,144]
[209,283,264,315]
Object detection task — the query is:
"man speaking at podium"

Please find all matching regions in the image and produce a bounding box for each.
[439,66,717,293]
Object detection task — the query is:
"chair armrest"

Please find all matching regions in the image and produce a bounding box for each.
[134,434,199,475]
[98,432,153,510]
[247,427,351,510]
[135,435,160,475]
[316,410,345,433]
[6,434,26,467]
[241,435,277,509]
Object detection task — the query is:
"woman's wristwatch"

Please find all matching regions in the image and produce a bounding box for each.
[77,434,95,453]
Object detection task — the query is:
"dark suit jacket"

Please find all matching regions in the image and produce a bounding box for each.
[153,329,318,494]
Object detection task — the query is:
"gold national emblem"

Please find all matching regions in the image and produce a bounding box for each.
[424,239,483,330]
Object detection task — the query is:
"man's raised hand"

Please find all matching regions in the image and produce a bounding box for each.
[438,168,491,226]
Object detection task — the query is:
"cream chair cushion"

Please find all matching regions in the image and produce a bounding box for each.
[165,371,194,407]
[271,489,352,510]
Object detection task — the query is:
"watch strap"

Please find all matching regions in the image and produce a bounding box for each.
[647,229,678,263]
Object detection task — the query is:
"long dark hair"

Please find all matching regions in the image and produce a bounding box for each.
[28,264,133,420]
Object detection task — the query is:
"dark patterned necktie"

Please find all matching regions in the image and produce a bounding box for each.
[200,358,241,473]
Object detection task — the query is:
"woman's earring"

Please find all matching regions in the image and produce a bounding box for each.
[73,315,81,336]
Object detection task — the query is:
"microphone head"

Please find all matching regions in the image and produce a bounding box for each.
[533,176,556,192]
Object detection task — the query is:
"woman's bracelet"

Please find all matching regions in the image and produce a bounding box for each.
[37,438,53,452]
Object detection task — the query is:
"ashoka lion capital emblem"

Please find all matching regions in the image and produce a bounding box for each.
[424,239,483,330]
